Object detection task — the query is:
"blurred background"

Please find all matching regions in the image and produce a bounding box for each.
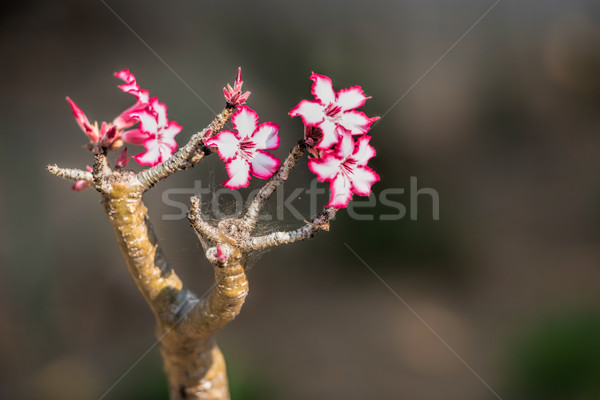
[2,0,600,399]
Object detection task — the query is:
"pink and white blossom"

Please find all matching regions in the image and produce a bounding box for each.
[66,69,183,167]
[289,73,377,150]
[206,106,280,189]
[129,98,182,166]
[309,131,379,208]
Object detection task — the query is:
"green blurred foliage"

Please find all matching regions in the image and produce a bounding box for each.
[507,311,600,400]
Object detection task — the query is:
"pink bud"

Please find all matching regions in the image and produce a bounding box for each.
[215,245,227,264]
[223,67,250,107]
[71,180,91,191]
[203,127,214,138]
[234,67,242,87]
[66,97,99,144]
[116,147,129,168]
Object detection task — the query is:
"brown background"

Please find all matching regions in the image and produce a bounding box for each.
[2,0,600,399]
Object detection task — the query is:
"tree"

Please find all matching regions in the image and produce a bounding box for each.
[47,68,379,399]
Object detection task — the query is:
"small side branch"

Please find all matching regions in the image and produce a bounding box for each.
[240,207,337,251]
[137,107,235,190]
[242,141,306,231]
[188,196,220,242]
[47,165,93,182]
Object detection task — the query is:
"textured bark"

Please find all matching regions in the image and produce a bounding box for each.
[48,106,245,399]
[99,171,248,399]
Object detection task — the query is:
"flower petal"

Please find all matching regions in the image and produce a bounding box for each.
[316,119,339,149]
[250,151,280,179]
[131,109,158,134]
[289,100,325,126]
[115,71,149,103]
[353,135,376,166]
[336,130,355,159]
[206,131,240,162]
[351,166,380,196]
[150,98,167,128]
[308,153,342,182]
[160,121,182,150]
[232,106,258,139]
[224,157,251,189]
[133,89,150,104]
[310,73,335,105]
[66,97,98,143]
[336,86,369,111]
[121,129,150,145]
[158,142,175,162]
[134,140,162,166]
[338,110,372,135]
[113,102,145,130]
[252,122,280,150]
[328,174,353,208]
[115,69,137,92]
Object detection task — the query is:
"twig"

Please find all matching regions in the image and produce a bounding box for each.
[242,141,306,231]
[46,165,93,182]
[136,107,234,190]
[240,207,337,251]
[188,196,220,242]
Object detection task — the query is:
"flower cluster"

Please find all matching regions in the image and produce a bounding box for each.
[290,73,379,208]
[67,69,379,209]
[66,69,181,168]
[206,106,280,189]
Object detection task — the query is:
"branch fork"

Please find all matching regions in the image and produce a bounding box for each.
[48,82,339,400]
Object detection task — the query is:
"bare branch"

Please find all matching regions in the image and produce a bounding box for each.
[137,107,234,190]
[240,207,337,251]
[242,141,306,231]
[188,196,220,242]
[92,154,111,193]
[46,165,93,182]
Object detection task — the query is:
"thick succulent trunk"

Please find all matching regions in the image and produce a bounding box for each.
[159,335,229,400]
[101,177,248,400]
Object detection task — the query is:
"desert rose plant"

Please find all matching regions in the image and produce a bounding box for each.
[48,68,379,399]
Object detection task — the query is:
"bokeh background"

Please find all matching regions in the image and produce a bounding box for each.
[2,0,600,399]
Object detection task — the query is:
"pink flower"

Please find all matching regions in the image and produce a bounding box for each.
[66,69,183,166]
[206,106,280,189]
[113,69,150,129]
[128,98,182,166]
[289,73,377,150]
[223,67,251,107]
[66,70,153,150]
[309,131,379,208]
